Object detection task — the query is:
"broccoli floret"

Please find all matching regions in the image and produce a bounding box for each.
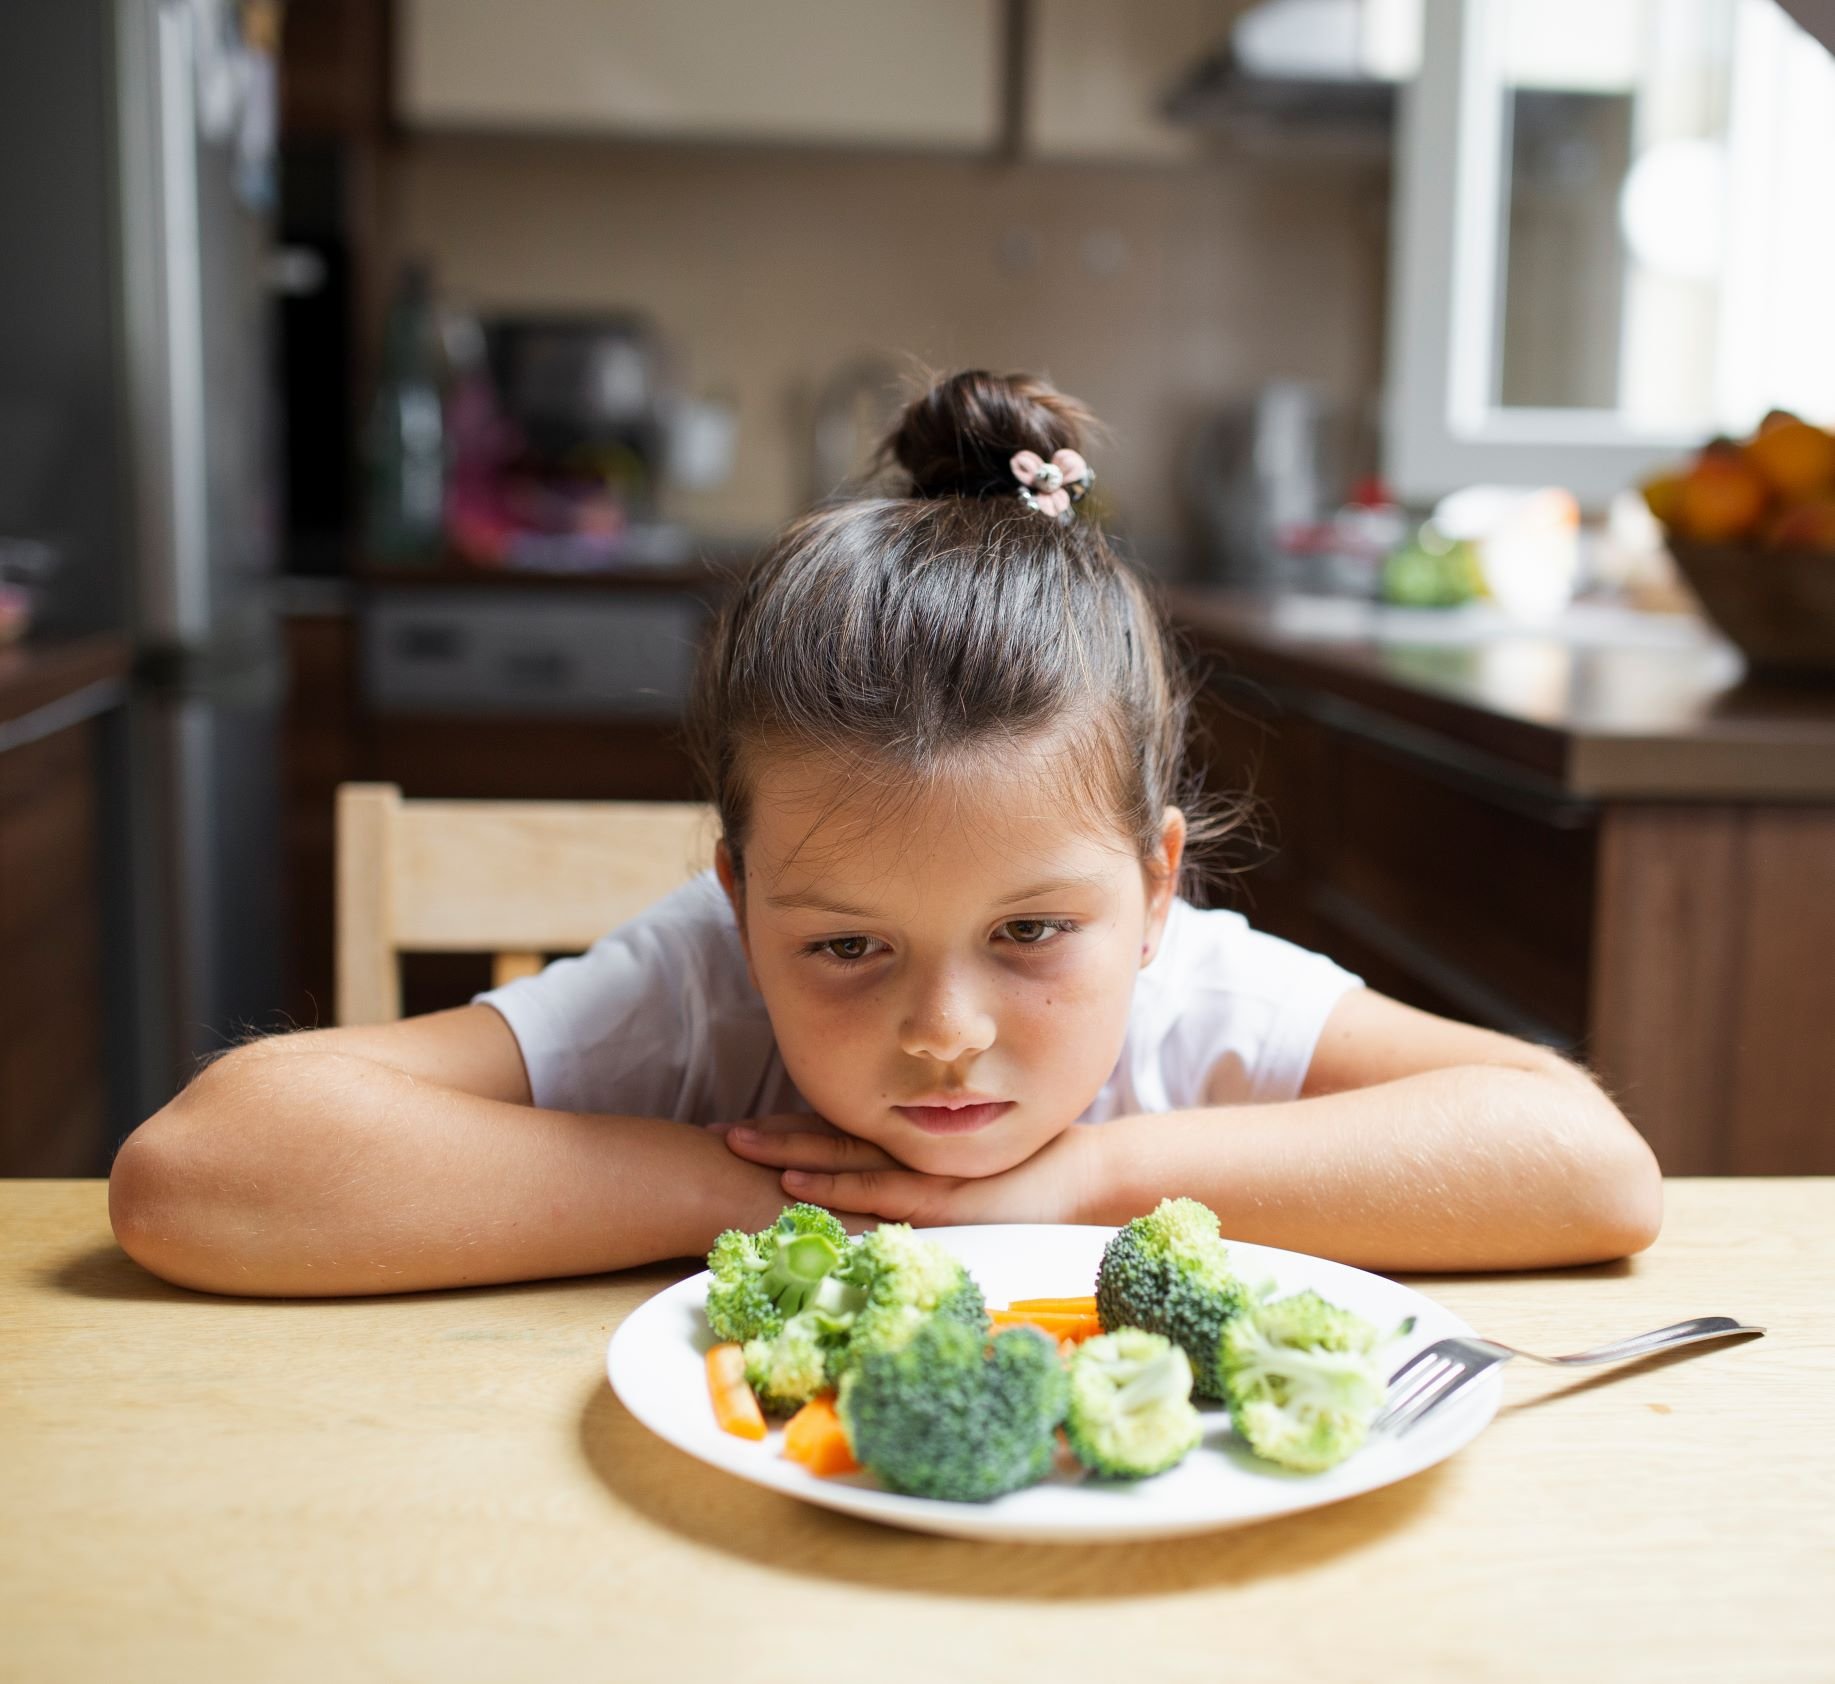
[1095,1197,1248,1399]
[743,1313,834,1413]
[1220,1289,1390,1473]
[838,1317,1069,1502]
[832,1223,987,1373]
[1064,1328,1203,1480]
[704,1203,852,1344]
[738,1269,873,1413]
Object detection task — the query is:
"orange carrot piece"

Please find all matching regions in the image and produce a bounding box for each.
[989,1308,1105,1344]
[782,1392,859,1476]
[1006,1296,1099,1316]
[706,1342,766,1441]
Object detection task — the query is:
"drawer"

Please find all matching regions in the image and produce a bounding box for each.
[362,588,708,718]
[1312,725,1596,1045]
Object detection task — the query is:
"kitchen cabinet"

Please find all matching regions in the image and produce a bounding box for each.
[397,0,1002,150]
[282,574,719,1024]
[0,637,131,1176]
[1172,588,1835,1178]
[1025,0,1223,162]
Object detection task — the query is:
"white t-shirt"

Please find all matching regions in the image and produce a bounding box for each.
[475,869,1363,1126]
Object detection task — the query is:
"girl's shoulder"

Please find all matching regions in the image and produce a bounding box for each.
[1144,895,1338,999]
[1125,897,1364,1108]
[595,866,755,998]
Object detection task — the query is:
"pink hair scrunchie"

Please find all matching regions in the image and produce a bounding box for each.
[1009,448,1095,521]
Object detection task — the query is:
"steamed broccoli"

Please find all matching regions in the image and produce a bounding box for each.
[704,1203,852,1344]
[838,1317,1069,1502]
[833,1222,987,1372]
[1095,1197,1248,1399]
[1064,1328,1203,1480]
[738,1270,870,1412]
[742,1313,834,1413]
[1220,1289,1396,1473]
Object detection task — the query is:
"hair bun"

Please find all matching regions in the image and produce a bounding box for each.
[886,369,1094,501]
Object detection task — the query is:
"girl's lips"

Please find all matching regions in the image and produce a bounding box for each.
[893,1101,1014,1135]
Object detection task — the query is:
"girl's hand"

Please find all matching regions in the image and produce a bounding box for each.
[707,1115,905,1233]
[715,1121,1111,1228]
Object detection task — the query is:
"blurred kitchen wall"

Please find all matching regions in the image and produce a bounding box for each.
[377,136,1387,566]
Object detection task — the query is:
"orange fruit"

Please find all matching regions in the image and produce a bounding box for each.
[1743,419,1835,500]
[1765,496,1835,554]
[1641,471,1686,529]
[1676,455,1770,544]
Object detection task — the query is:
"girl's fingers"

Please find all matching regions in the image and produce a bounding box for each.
[782,1167,964,1225]
[722,1128,897,1172]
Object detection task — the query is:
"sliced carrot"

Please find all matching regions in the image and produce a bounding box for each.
[1006,1296,1099,1316]
[706,1342,766,1441]
[990,1308,1105,1344]
[782,1392,859,1477]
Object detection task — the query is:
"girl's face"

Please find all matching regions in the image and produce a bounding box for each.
[715,744,1185,1179]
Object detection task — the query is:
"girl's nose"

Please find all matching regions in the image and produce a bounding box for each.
[898,975,996,1064]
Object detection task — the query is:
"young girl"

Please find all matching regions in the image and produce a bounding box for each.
[109,371,1662,1298]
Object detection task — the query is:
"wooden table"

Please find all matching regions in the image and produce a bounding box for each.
[5,1180,1830,1683]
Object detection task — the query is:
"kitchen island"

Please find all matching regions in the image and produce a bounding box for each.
[1166,591,1835,1177]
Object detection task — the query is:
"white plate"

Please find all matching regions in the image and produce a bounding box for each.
[606,1223,1501,1543]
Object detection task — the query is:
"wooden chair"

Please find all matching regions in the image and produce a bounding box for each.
[334,782,717,1025]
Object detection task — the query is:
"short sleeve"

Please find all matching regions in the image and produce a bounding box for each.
[472,877,714,1121]
[1142,902,1364,1109]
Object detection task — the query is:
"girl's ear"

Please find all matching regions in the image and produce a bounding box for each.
[1140,807,1187,967]
[714,840,751,957]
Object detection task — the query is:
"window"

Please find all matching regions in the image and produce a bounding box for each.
[1385,0,1835,506]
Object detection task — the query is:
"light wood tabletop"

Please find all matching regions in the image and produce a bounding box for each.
[4,1179,1830,1684]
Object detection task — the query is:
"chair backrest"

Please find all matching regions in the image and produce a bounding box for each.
[335,782,718,1025]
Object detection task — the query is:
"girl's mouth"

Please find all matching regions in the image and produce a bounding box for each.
[893,1102,1015,1135]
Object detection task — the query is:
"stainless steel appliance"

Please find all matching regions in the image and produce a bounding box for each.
[0,0,284,1139]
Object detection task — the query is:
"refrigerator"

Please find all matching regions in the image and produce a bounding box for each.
[0,0,285,1148]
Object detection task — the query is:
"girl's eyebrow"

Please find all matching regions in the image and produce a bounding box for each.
[766,873,1104,918]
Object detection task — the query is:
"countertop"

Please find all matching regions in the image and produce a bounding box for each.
[1167,589,1835,800]
[3,1178,1827,1683]
[0,631,132,736]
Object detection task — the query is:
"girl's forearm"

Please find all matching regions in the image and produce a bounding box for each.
[109,1047,791,1297]
[1092,1064,1663,1272]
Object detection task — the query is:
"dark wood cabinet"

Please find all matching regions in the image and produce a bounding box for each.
[1176,590,1835,1177]
[281,604,707,1024]
[0,638,130,1176]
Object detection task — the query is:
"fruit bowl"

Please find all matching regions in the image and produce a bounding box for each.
[1668,540,1835,679]
[1642,412,1835,680]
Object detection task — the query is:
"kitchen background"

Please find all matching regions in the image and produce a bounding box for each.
[4,0,1834,1182]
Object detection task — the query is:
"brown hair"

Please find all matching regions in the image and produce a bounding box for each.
[683,369,1240,895]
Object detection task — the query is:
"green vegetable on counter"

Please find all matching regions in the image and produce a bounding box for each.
[1379,528,1485,608]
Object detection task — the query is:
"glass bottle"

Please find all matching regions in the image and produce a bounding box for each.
[362,261,447,567]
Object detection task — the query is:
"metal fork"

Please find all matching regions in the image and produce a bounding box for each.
[1371,1315,1766,1438]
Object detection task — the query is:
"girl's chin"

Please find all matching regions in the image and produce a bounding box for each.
[894,1133,1055,1181]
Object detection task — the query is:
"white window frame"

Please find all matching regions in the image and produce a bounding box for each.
[1382,0,1820,507]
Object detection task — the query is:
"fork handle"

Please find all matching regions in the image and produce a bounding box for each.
[1475,1315,1763,1367]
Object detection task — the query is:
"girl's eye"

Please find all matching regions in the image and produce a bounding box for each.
[799,919,1081,968]
[812,935,878,965]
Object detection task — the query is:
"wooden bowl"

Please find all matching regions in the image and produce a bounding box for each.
[1667,540,1835,680]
